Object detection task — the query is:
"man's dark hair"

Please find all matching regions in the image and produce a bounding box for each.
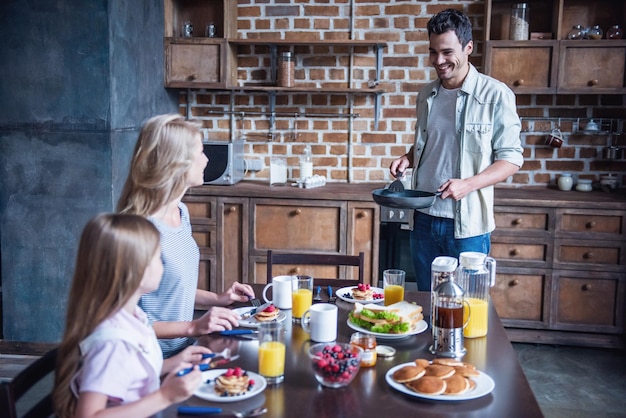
[427,8,473,48]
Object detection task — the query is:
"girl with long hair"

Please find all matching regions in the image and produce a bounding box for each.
[117,114,255,358]
[53,213,210,418]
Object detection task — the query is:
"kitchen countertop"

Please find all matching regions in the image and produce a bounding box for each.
[187,181,626,209]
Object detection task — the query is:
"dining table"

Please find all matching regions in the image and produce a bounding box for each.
[161,284,543,418]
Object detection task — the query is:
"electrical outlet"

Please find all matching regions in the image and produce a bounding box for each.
[245,159,264,172]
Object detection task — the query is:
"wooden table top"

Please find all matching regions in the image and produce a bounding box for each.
[163,285,543,418]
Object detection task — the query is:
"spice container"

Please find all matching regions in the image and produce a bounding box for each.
[509,3,529,40]
[350,332,377,367]
[277,52,295,87]
[587,25,603,40]
[567,25,585,40]
[607,25,623,39]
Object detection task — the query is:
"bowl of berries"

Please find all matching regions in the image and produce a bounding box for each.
[308,343,363,388]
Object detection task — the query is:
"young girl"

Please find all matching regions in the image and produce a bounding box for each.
[117,114,255,358]
[53,213,211,418]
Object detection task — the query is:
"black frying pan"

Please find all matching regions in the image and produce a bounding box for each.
[372,188,442,209]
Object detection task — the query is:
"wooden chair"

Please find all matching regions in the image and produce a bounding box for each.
[266,250,365,287]
[0,347,57,418]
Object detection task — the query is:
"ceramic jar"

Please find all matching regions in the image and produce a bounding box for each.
[575,179,593,192]
[557,173,573,191]
[600,174,618,192]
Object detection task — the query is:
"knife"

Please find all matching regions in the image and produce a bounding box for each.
[176,363,211,377]
[219,329,258,336]
[178,406,222,415]
[241,301,272,318]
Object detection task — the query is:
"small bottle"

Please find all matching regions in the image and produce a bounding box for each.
[509,3,529,40]
[277,52,295,87]
[299,144,313,181]
[558,173,573,191]
[182,21,193,38]
[607,25,623,39]
[567,25,584,40]
[205,22,216,38]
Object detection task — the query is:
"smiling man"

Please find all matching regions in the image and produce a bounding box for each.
[390,9,524,291]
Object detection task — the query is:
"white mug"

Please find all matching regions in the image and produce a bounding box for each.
[302,303,338,342]
[263,275,294,309]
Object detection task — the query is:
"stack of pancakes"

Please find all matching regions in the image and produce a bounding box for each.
[254,305,280,322]
[352,287,374,300]
[392,358,480,396]
[214,369,252,396]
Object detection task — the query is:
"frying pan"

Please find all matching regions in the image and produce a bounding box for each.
[372,188,442,209]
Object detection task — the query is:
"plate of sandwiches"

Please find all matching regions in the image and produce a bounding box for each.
[194,368,267,402]
[385,358,495,401]
[347,301,427,340]
[337,284,385,304]
[232,305,286,328]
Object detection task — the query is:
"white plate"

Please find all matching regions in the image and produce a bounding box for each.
[336,286,385,304]
[194,369,267,402]
[385,363,495,401]
[346,318,428,340]
[232,307,287,328]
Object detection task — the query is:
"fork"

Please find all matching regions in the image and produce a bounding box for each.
[387,170,405,192]
[249,297,262,308]
[177,406,268,417]
[327,285,336,304]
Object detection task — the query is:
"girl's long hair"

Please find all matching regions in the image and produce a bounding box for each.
[53,213,160,418]
[116,113,203,216]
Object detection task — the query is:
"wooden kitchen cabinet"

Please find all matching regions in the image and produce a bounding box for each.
[483,0,626,94]
[183,182,380,293]
[492,188,626,348]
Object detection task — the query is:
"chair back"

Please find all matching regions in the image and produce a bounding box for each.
[0,347,57,418]
[266,250,365,287]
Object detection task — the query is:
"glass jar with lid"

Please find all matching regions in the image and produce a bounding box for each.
[607,25,623,39]
[587,25,603,40]
[509,3,530,40]
[567,25,585,40]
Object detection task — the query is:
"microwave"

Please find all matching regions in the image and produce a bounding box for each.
[203,140,245,185]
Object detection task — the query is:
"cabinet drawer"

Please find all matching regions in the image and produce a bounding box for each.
[191,225,217,252]
[554,271,623,332]
[484,41,558,94]
[557,40,626,94]
[491,235,550,266]
[558,211,624,237]
[494,207,551,235]
[186,198,217,226]
[555,239,624,271]
[491,268,548,324]
[252,199,345,253]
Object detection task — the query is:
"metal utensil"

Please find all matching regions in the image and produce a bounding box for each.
[178,406,268,417]
[313,286,322,301]
[387,170,405,192]
[241,301,272,319]
[328,285,336,304]
[201,347,231,360]
[372,189,442,209]
[220,329,258,336]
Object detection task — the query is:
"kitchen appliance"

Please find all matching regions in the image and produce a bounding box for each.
[429,273,467,358]
[378,206,416,289]
[203,140,245,185]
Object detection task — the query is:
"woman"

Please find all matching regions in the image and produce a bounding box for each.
[117,114,255,357]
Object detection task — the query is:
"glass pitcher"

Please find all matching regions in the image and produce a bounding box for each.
[429,275,467,358]
[456,252,496,338]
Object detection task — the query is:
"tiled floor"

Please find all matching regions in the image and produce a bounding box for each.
[2,344,625,417]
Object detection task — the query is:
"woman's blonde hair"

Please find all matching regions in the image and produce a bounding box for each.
[53,213,160,418]
[116,113,203,216]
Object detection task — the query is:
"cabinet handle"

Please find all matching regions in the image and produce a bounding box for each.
[294,208,302,216]
[187,73,197,81]
[515,79,525,86]
[589,79,599,86]
[586,221,596,229]
[583,252,594,260]
[228,206,237,213]
[512,218,523,226]
[510,279,520,287]
[582,283,592,291]
[358,211,368,219]
[291,267,301,274]
[510,248,520,256]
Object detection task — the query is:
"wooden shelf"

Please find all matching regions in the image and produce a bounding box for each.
[229,39,387,48]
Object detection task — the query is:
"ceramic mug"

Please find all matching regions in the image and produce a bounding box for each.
[302,303,338,342]
[546,128,564,148]
[263,275,294,309]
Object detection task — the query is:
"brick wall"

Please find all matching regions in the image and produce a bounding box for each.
[182,0,626,189]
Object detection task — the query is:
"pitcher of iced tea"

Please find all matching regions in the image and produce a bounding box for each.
[456,252,496,339]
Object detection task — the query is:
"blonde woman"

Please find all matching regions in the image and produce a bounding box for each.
[117,114,254,358]
[54,214,210,418]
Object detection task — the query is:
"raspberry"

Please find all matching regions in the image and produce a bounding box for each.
[264,304,276,312]
[233,367,243,377]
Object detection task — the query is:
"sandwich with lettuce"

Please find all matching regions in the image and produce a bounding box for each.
[349,301,423,334]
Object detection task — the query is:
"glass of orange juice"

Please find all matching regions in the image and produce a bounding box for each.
[292,275,313,323]
[258,322,286,384]
[383,269,405,306]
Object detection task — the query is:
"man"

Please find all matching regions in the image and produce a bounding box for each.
[390,9,524,291]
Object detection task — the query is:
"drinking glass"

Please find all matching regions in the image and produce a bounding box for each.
[258,322,286,384]
[292,275,313,323]
[383,269,405,306]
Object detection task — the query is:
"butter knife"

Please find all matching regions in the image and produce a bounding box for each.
[241,301,272,318]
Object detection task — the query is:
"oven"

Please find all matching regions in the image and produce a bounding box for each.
[378,206,417,290]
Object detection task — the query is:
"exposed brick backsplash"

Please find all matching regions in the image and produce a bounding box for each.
[183,0,626,189]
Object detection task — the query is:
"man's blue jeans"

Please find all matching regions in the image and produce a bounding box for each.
[410,211,491,291]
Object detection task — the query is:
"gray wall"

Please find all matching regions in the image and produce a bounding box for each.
[0,0,178,342]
